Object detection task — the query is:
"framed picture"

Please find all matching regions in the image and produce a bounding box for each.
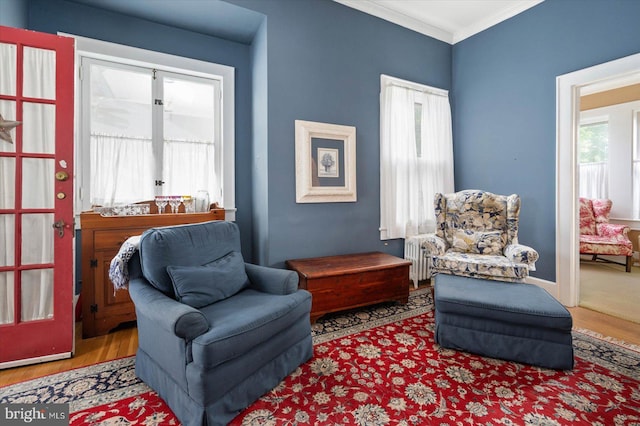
[295,120,357,203]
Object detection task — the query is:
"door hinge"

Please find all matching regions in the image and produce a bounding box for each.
[90,304,98,313]
[154,98,163,105]
[155,180,165,186]
[90,259,98,268]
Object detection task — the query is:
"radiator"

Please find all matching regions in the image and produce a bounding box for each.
[404,235,431,289]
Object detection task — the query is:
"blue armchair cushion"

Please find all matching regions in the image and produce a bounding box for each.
[167,251,249,308]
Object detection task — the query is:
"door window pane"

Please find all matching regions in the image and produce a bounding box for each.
[0,100,17,153]
[23,47,56,100]
[21,269,53,321]
[0,272,15,324]
[0,42,17,96]
[0,157,15,208]
[23,102,55,154]
[22,158,54,209]
[21,214,54,265]
[0,214,15,267]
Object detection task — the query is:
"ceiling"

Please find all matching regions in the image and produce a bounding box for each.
[335,0,544,44]
[68,0,544,45]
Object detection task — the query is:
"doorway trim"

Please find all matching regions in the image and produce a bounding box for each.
[556,52,640,306]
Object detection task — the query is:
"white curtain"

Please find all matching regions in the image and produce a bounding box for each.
[380,79,454,239]
[90,133,154,206]
[163,139,219,204]
[579,162,608,200]
[634,161,640,218]
[0,45,55,324]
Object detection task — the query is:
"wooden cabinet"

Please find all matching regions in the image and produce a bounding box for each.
[79,209,224,338]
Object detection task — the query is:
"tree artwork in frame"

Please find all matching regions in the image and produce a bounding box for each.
[295,120,356,203]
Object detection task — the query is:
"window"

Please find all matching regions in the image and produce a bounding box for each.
[634,111,640,218]
[73,35,235,219]
[379,75,454,240]
[578,118,609,199]
[579,100,640,220]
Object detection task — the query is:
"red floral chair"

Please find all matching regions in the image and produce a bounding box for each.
[579,197,633,272]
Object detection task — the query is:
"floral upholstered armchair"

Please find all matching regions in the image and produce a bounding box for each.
[579,197,633,272]
[421,190,539,282]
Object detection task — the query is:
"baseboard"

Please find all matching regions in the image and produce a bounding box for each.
[525,276,559,301]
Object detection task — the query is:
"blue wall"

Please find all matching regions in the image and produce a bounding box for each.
[26,0,257,260]
[0,0,28,28]
[229,0,451,267]
[453,0,640,281]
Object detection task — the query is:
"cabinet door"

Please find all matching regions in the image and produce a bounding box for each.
[94,250,135,322]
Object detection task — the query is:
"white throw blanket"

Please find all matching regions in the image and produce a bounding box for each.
[109,235,141,291]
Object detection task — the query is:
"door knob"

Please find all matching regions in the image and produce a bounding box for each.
[52,220,67,238]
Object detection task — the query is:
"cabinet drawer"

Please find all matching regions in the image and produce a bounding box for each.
[94,229,147,251]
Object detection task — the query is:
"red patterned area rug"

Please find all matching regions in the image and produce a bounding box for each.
[2,288,640,425]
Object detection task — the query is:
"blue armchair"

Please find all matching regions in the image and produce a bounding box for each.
[127,220,313,426]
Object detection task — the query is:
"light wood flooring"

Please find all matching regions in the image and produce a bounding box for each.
[1,283,638,388]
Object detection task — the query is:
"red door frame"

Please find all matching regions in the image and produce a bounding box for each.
[0,26,74,367]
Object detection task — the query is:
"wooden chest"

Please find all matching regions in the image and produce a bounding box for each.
[286,252,411,322]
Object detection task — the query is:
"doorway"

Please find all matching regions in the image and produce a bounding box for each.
[556,52,640,314]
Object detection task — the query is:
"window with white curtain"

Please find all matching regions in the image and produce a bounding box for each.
[74,35,235,218]
[379,75,454,240]
[634,110,640,218]
[578,118,609,200]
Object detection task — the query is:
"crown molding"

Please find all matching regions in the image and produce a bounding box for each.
[453,0,544,43]
[334,0,453,44]
[335,0,544,45]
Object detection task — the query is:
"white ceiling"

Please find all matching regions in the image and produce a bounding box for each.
[334,0,544,44]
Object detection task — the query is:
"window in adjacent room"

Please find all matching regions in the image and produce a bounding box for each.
[379,75,454,240]
[73,35,235,219]
[634,110,640,218]
[578,118,609,200]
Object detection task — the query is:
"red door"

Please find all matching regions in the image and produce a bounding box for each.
[0,26,74,368]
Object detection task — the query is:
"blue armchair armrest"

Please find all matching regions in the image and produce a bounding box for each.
[245,263,299,295]
[504,243,539,271]
[129,277,209,341]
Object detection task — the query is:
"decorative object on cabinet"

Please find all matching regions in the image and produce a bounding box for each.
[79,208,224,338]
[294,120,357,203]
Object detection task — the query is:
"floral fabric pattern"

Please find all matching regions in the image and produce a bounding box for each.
[579,198,597,235]
[451,229,503,255]
[424,190,537,281]
[430,251,529,282]
[579,197,633,258]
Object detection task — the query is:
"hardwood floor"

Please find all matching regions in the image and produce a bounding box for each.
[0,322,138,387]
[1,283,638,388]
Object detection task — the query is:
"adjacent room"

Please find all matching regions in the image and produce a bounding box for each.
[1,0,639,425]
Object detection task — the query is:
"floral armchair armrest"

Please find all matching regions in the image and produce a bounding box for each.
[596,222,630,237]
[420,234,447,256]
[504,243,539,271]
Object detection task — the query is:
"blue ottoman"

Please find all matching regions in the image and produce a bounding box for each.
[434,274,574,370]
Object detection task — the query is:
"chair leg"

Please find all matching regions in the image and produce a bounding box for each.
[626,256,632,273]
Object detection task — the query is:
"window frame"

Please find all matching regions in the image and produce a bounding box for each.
[68,34,235,220]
